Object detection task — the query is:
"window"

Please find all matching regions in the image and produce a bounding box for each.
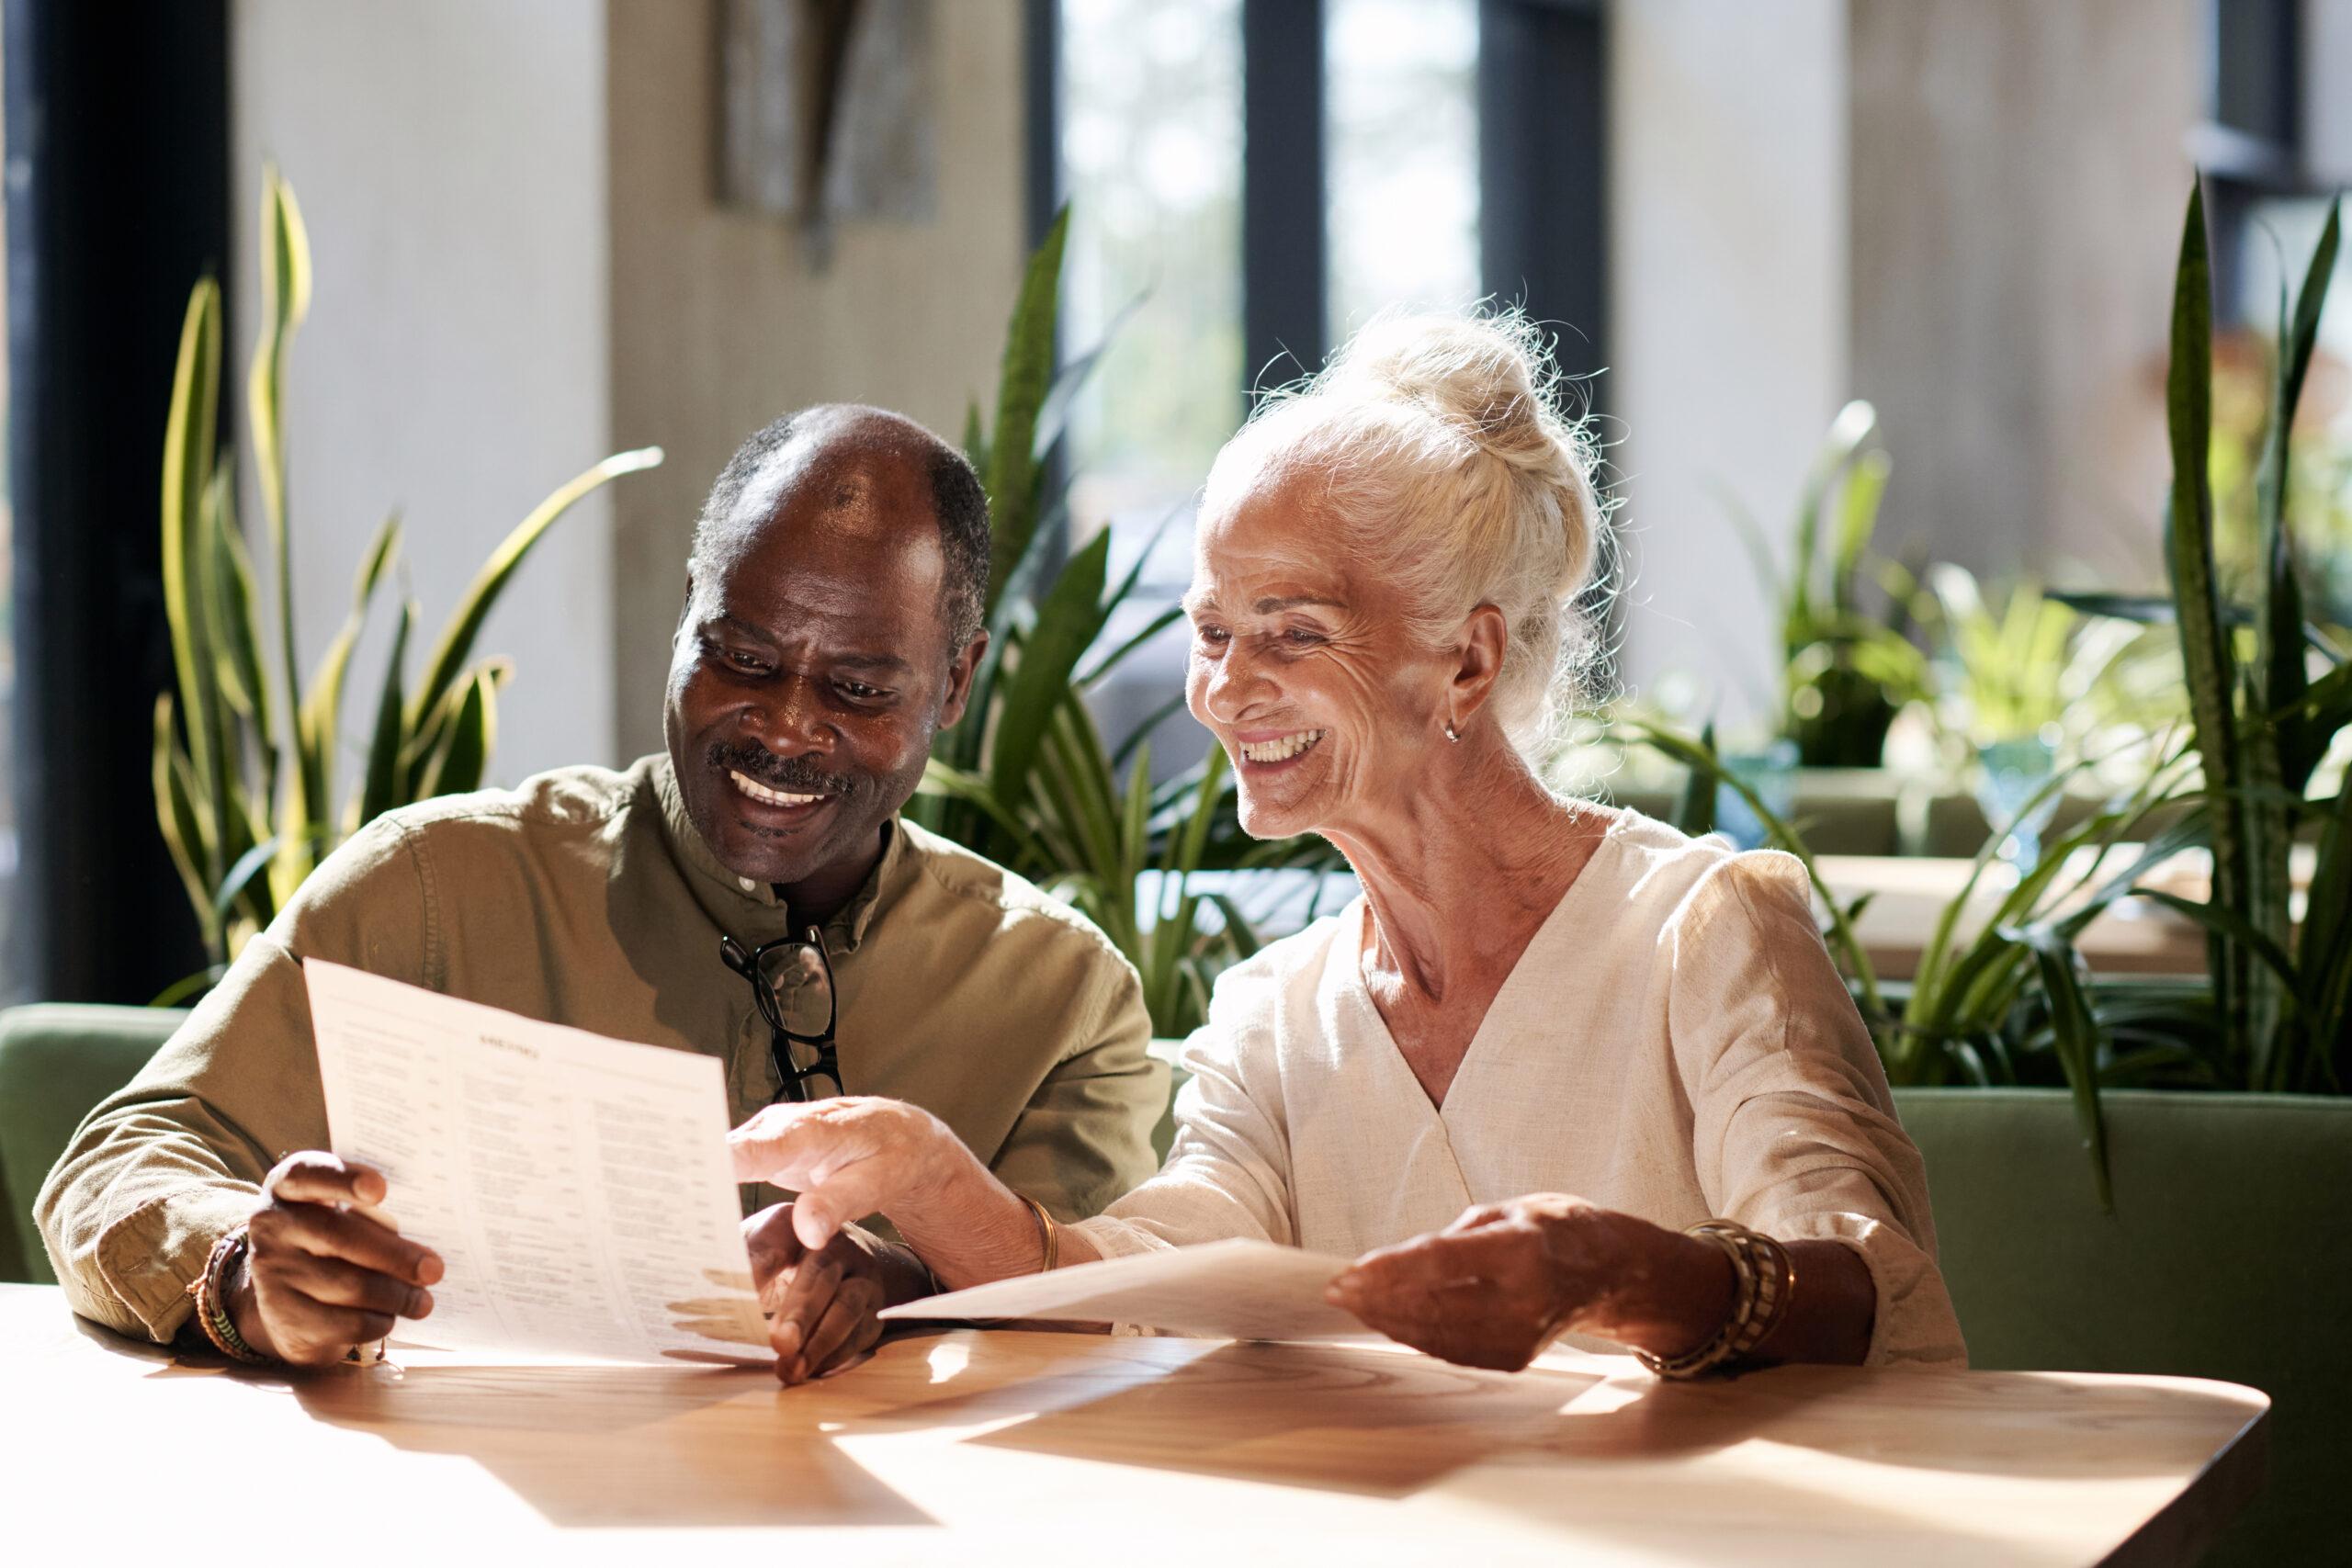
[1060,0,1245,550]
[1056,0,1488,778]
[1324,0,1481,342]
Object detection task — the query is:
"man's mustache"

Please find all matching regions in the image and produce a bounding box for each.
[709,740,859,798]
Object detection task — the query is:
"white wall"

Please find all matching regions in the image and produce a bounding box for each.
[604,0,1027,760]
[1607,0,1851,728]
[2311,0,2352,182]
[232,0,614,790]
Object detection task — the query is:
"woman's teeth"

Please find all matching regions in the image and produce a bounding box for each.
[729,770,827,807]
[1238,729,1326,764]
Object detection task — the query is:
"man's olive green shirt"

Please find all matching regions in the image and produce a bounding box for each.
[38,755,1164,1343]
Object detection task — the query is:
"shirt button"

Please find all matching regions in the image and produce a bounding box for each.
[739,877,757,894]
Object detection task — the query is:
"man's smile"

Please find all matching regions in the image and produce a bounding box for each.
[729,769,831,808]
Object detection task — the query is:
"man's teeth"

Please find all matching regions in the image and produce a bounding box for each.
[1238,729,1326,764]
[729,770,826,807]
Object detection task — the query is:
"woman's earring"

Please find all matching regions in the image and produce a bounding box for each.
[1443,721,1461,743]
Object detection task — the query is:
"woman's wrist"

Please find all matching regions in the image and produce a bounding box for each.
[1547,1213,1736,1359]
[887,1116,1047,1290]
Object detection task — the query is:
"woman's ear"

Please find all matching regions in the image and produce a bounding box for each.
[1447,604,1510,729]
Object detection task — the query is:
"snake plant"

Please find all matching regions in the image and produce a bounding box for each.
[153,169,661,987]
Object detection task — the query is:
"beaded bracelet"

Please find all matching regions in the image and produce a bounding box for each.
[185,1227,272,1365]
[1635,1220,1796,1381]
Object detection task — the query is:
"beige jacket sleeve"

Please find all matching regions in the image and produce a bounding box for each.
[983,954,1167,1223]
[1072,961,1297,1260]
[34,818,428,1341]
[1670,852,1969,1368]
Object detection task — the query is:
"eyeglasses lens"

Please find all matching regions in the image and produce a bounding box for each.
[758,942,834,1038]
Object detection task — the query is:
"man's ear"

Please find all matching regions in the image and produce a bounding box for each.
[937,630,990,729]
[1447,604,1510,728]
[674,574,698,637]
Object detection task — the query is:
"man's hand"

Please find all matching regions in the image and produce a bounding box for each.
[232,1152,444,1368]
[1324,1194,1734,1371]
[744,1203,927,1385]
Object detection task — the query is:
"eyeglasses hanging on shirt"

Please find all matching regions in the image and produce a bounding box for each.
[718,928,842,1103]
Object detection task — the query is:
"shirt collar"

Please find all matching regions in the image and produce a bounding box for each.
[651,751,910,955]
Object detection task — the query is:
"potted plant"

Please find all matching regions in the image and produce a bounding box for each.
[151,169,661,995]
[910,209,1328,1037]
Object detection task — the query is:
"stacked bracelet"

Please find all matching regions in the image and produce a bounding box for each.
[185,1227,272,1365]
[1636,1220,1796,1381]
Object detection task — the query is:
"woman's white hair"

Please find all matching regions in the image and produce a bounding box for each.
[1203,307,1606,759]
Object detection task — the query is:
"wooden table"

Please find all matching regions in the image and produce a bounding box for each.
[0,1284,2265,1565]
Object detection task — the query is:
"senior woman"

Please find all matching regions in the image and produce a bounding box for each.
[735,310,1965,1383]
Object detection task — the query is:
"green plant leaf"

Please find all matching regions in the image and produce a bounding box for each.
[2131,888,2306,1012]
[2161,182,2252,1062]
[160,279,225,891]
[359,598,419,827]
[2003,924,2113,1210]
[1673,721,1717,837]
[417,665,503,799]
[917,759,1046,865]
[1830,448,1892,615]
[982,205,1069,617]
[407,446,662,740]
[1789,399,1878,638]
[150,964,229,1010]
[1032,286,1144,464]
[202,472,268,725]
[295,513,400,873]
[987,527,1111,814]
[152,694,218,953]
[250,165,313,775]
[961,398,988,476]
[2255,197,2337,781]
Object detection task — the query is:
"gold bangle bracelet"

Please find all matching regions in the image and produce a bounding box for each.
[1636,1220,1796,1380]
[1016,1192,1059,1274]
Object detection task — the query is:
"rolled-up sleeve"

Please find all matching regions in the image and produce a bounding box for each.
[1072,965,1297,1263]
[1671,852,1968,1367]
[34,818,428,1341]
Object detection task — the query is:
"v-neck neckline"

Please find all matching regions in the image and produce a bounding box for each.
[1340,815,1626,1118]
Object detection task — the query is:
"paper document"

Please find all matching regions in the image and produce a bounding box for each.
[880,1238,1370,1342]
[305,960,768,1365]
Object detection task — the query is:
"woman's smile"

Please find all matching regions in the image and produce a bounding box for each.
[1234,728,1327,769]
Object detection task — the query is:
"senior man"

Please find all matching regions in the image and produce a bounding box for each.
[38,405,1163,1381]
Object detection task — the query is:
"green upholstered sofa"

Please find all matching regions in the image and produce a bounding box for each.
[0,1005,186,1284]
[1894,1088,2349,1564]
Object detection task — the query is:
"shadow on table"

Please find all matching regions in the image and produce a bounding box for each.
[848,1337,2254,1564]
[845,1338,1721,1497]
[280,1358,933,1529]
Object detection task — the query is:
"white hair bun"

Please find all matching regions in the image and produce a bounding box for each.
[1325,310,1598,597]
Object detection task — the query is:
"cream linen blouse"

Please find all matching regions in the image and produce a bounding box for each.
[1072,810,1968,1367]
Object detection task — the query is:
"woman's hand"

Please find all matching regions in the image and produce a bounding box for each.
[1325,1194,1734,1371]
[743,1203,927,1384]
[729,1097,966,1250]
[729,1096,1081,1292]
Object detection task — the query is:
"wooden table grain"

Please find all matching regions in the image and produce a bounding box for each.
[0,1284,2265,1566]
